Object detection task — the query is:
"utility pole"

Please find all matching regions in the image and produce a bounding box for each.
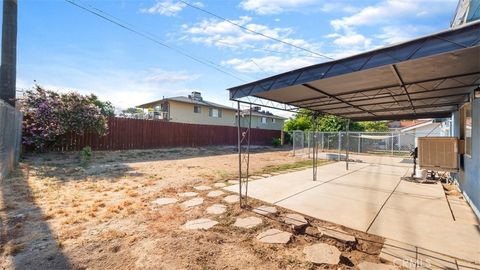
[0,0,18,107]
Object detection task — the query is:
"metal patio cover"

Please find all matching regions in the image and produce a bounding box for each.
[227,22,480,121]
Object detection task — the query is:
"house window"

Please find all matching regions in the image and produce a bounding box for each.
[193,105,201,113]
[209,108,222,118]
[261,117,267,124]
[462,102,472,156]
[272,118,276,123]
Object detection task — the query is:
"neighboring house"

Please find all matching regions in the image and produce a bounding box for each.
[239,106,286,131]
[388,119,452,149]
[137,91,285,130]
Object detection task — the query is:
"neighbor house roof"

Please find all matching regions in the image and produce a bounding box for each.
[241,109,287,120]
[138,96,286,119]
[227,21,480,121]
[401,120,440,133]
[137,96,236,111]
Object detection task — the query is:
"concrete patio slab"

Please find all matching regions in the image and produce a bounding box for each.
[224,157,480,262]
[357,261,398,270]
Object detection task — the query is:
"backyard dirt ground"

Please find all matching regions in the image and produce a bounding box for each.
[1,146,389,270]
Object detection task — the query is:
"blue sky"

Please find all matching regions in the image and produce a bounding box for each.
[14,0,458,114]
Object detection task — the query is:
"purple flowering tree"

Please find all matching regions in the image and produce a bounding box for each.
[19,86,109,151]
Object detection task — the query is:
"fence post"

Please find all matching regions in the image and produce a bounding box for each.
[338,132,342,161]
[391,132,394,156]
[358,133,361,153]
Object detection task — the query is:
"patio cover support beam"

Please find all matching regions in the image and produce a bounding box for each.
[302,83,376,116]
[391,64,416,115]
[332,101,460,116]
[286,71,480,105]
[296,84,477,108]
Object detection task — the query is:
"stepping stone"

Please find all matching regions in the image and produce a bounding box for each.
[250,175,263,180]
[182,197,204,208]
[261,174,272,177]
[357,261,399,270]
[152,197,178,206]
[178,192,198,197]
[207,190,225,198]
[318,227,356,243]
[227,180,239,184]
[182,218,218,230]
[224,195,239,204]
[234,216,263,229]
[256,229,292,244]
[194,185,211,191]
[253,205,277,215]
[213,182,226,188]
[303,243,341,265]
[206,204,227,215]
[283,213,308,228]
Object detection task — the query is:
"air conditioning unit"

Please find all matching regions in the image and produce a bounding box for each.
[418,137,459,172]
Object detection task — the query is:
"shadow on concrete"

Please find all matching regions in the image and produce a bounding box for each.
[0,165,71,269]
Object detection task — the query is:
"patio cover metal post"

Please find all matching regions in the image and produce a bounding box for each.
[237,101,242,206]
[346,119,350,170]
[312,113,319,181]
[237,101,251,208]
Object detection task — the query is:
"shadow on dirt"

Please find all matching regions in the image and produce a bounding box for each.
[0,165,71,269]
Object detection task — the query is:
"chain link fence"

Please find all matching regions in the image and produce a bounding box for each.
[0,100,22,180]
[292,128,450,158]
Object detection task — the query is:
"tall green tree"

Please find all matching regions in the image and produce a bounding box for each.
[284,110,387,132]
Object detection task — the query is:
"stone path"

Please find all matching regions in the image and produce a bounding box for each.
[283,213,308,229]
[178,192,198,197]
[152,198,178,206]
[253,205,277,215]
[303,243,341,265]
[183,218,218,230]
[193,185,211,191]
[318,227,356,243]
[234,216,263,229]
[224,195,239,204]
[256,229,292,244]
[182,197,204,208]
[227,180,239,184]
[206,204,227,215]
[214,182,227,188]
[207,190,225,198]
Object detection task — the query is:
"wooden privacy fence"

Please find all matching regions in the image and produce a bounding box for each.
[53,117,282,151]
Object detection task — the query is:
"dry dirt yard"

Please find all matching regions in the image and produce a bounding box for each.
[1,146,389,270]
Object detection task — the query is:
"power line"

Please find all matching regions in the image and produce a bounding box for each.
[65,0,251,83]
[179,0,334,60]
[214,39,324,59]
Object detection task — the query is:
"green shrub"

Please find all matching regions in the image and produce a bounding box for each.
[272,138,281,147]
[80,146,92,165]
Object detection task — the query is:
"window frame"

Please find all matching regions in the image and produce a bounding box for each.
[261,117,267,124]
[462,102,472,158]
[193,105,201,114]
[209,108,222,118]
